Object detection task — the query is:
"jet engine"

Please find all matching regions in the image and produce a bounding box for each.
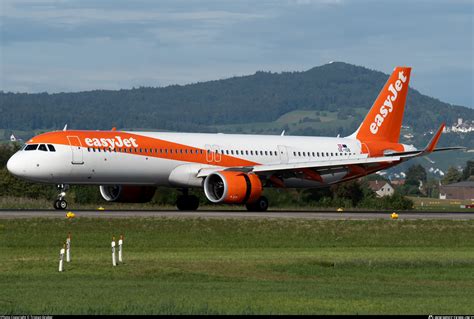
[99,185,156,203]
[203,171,262,204]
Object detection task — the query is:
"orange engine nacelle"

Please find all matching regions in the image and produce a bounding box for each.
[203,171,262,204]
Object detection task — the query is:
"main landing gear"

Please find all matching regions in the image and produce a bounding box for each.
[176,189,199,211]
[245,196,269,212]
[54,184,69,210]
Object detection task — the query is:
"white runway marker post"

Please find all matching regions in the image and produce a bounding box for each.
[111,236,116,267]
[118,235,123,263]
[59,243,65,272]
[66,232,71,263]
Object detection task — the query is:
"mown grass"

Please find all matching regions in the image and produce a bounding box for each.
[0,218,473,314]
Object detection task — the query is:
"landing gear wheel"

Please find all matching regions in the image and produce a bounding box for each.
[54,184,70,210]
[54,199,68,210]
[246,196,269,212]
[176,195,199,211]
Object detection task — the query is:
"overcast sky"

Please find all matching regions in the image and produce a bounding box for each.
[0,0,472,107]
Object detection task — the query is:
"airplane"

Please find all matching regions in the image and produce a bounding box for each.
[6,66,465,211]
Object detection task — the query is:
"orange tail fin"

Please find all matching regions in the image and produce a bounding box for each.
[353,66,411,143]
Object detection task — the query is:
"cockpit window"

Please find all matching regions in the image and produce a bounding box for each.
[25,144,38,151]
[47,144,56,152]
[20,144,27,151]
[38,144,48,152]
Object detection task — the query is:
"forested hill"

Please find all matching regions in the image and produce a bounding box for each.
[1,62,472,139]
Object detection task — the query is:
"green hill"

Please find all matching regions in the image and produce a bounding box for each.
[1,62,473,149]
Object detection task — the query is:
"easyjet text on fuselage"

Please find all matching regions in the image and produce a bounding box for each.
[84,136,139,149]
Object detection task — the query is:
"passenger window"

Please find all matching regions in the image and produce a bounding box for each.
[25,144,38,151]
[47,144,56,152]
[298,152,301,156]
[38,144,48,152]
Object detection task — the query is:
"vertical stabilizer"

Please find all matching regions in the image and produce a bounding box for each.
[352,67,411,143]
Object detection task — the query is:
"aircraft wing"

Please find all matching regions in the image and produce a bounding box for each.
[196,123,465,178]
[196,155,402,178]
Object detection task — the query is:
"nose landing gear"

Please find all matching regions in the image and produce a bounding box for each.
[54,184,69,210]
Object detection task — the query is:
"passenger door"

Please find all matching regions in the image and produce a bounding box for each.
[67,136,84,165]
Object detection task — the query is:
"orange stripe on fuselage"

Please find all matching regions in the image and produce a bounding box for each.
[28,131,259,167]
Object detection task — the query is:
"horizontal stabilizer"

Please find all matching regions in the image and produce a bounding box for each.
[384,123,465,158]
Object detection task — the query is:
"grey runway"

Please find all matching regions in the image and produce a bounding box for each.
[0,210,473,220]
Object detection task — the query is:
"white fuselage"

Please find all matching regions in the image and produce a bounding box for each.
[8,131,366,188]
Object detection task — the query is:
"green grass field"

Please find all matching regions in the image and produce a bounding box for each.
[0,217,473,315]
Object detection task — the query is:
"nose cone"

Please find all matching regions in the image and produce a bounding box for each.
[6,154,23,177]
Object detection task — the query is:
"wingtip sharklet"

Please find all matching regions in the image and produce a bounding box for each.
[425,123,445,153]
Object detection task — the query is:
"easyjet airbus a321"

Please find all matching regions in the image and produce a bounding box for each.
[7,67,464,211]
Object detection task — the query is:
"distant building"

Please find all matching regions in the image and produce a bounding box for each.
[439,181,474,200]
[368,180,395,197]
[442,117,474,133]
[10,134,16,142]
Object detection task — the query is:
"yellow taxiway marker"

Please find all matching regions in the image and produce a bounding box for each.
[98,207,105,211]
[391,212,399,220]
[66,212,75,219]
